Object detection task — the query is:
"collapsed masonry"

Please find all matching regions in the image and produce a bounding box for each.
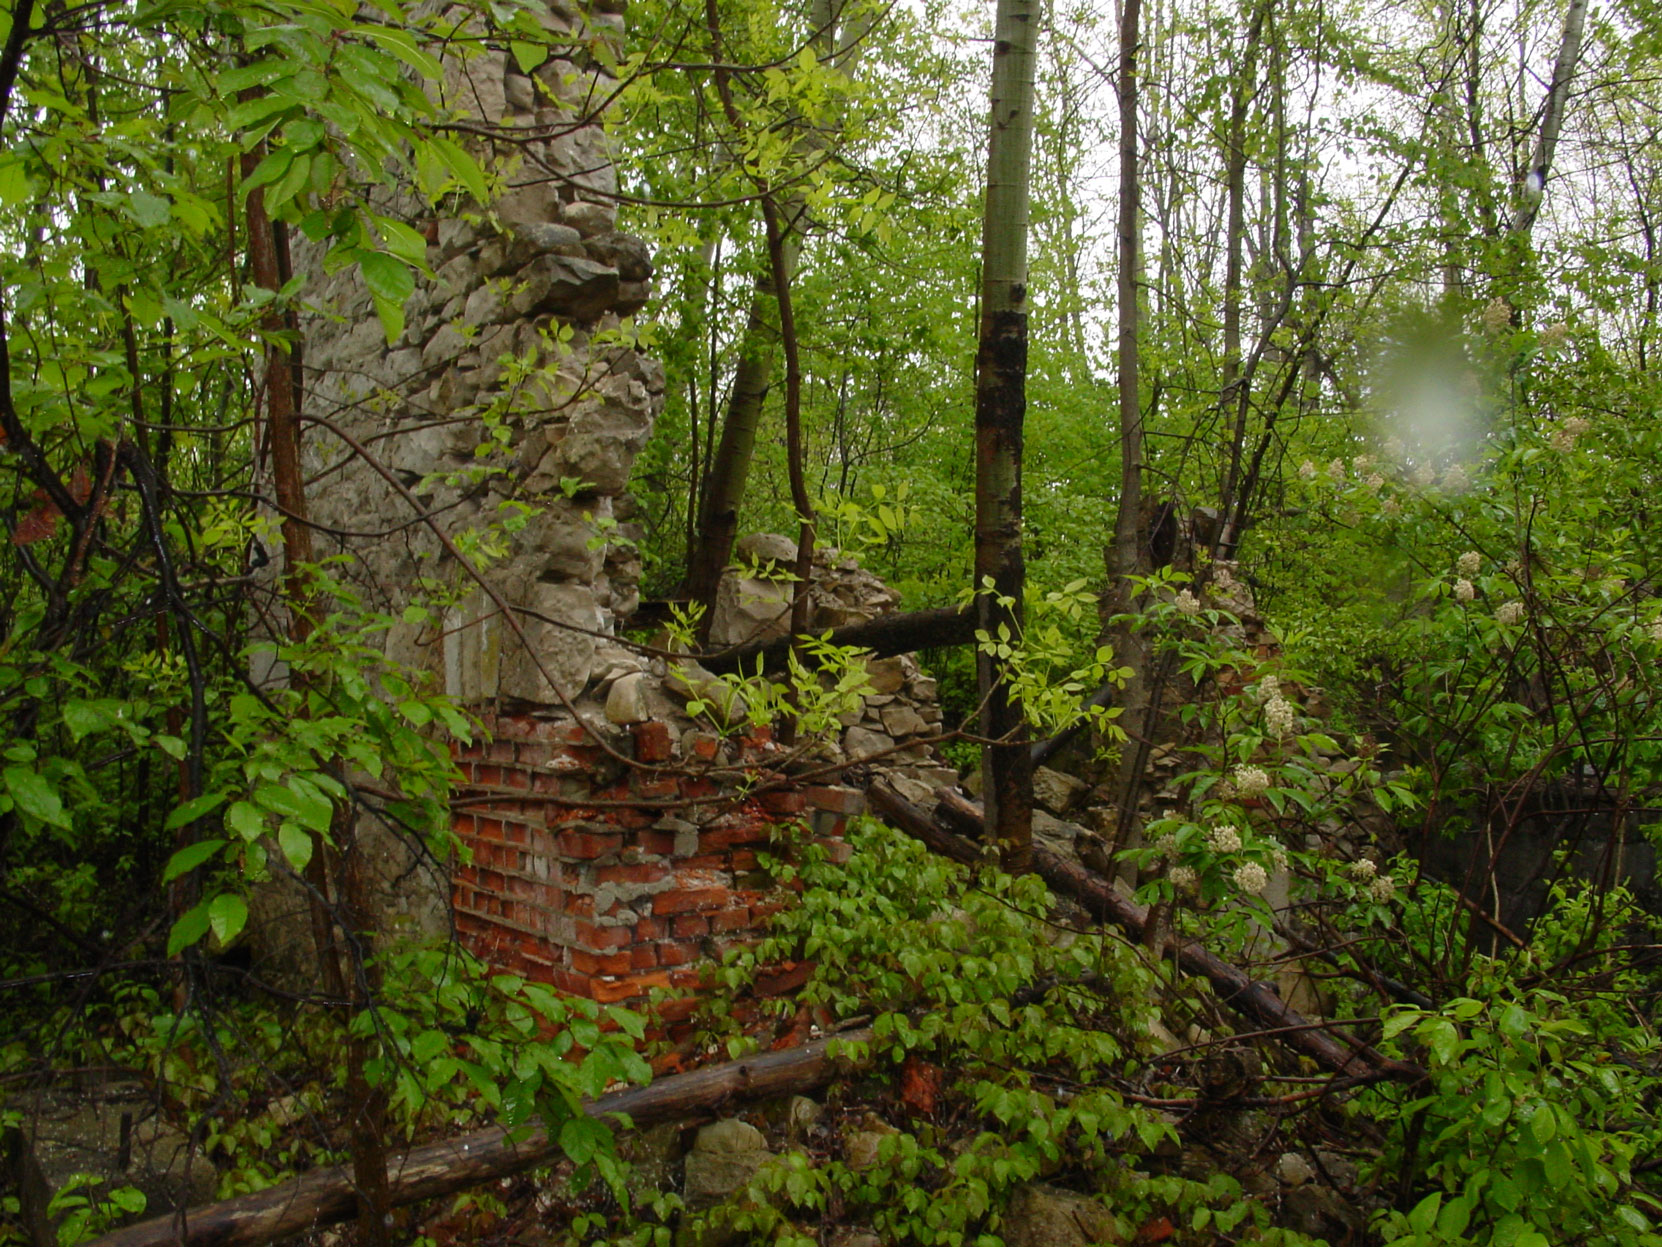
[271,0,960,1006]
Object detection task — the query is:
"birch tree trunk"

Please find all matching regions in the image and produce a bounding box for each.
[975,0,1040,872]
[1511,0,1588,237]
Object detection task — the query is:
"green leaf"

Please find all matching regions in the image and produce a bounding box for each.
[227,801,267,842]
[209,893,248,945]
[277,822,313,871]
[510,40,549,73]
[125,190,171,229]
[168,902,211,955]
[165,792,226,831]
[162,838,226,883]
[5,766,69,830]
[61,700,115,741]
[1530,1104,1556,1146]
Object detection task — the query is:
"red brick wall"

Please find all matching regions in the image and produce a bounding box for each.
[451,712,861,1011]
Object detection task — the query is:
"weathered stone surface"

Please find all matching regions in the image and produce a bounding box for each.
[683,1119,772,1207]
[664,660,749,728]
[1276,1152,1315,1186]
[1033,811,1078,856]
[735,531,799,567]
[562,199,616,235]
[843,725,894,759]
[878,703,929,738]
[1033,765,1090,815]
[1001,1184,1118,1247]
[709,575,793,647]
[584,231,654,281]
[605,671,650,724]
[497,581,602,702]
[509,254,620,321]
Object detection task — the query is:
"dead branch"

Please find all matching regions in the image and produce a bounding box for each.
[867,781,1425,1087]
[83,1027,872,1247]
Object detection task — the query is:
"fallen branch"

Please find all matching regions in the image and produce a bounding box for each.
[85,1028,872,1247]
[700,606,976,675]
[867,782,1424,1087]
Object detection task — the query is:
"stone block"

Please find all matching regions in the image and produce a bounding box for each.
[509,254,619,321]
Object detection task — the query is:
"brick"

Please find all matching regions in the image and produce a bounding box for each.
[657,940,697,967]
[573,920,633,950]
[670,914,709,939]
[815,837,854,865]
[592,972,670,1004]
[654,995,701,1024]
[571,948,635,976]
[653,886,731,915]
[708,907,753,934]
[475,765,503,787]
[629,944,658,970]
[632,777,681,801]
[758,789,807,816]
[633,720,674,763]
[563,893,595,918]
[667,967,706,990]
[594,861,671,886]
[755,961,814,996]
[557,829,623,860]
[805,785,865,816]
[637,830,677,856]
[689,734,721,761]
[701,820,768,851]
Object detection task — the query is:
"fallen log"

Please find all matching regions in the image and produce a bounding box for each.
[700,606,976,675]
[867,782,1424,1087]
[86,1027,872,1247]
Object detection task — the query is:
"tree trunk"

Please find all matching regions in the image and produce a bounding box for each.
[1104,0,1149,870]
[974,0,1040,873]
[684,0,858,632]
[1510,0,1588,237]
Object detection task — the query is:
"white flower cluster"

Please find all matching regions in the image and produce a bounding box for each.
[1363,473,1385,492]
[1348,858,1395,902]
[1352,455,1374,474]
[1382,497,1402,516]
[1207,823,1243,853]
[1169,865,1198,891]
[1457,550,1482,577]
[1232,765,1270,797]
[1454,578,1475,603]
[1539,321,1569,353]
[1174,588,1201,616]
[1299,459,1317,480]
[1269,845,1290,873]
[1495,600,1525,626]
[1233,861,1269,895]
[1442,464,1470,493]
[1151,830,1181,862]
[1328,458,1346,479]
[1412,463,1437,488]
[1482,297,1512,333]
[1265,694,1296,737]
[1550,414,1591,453]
